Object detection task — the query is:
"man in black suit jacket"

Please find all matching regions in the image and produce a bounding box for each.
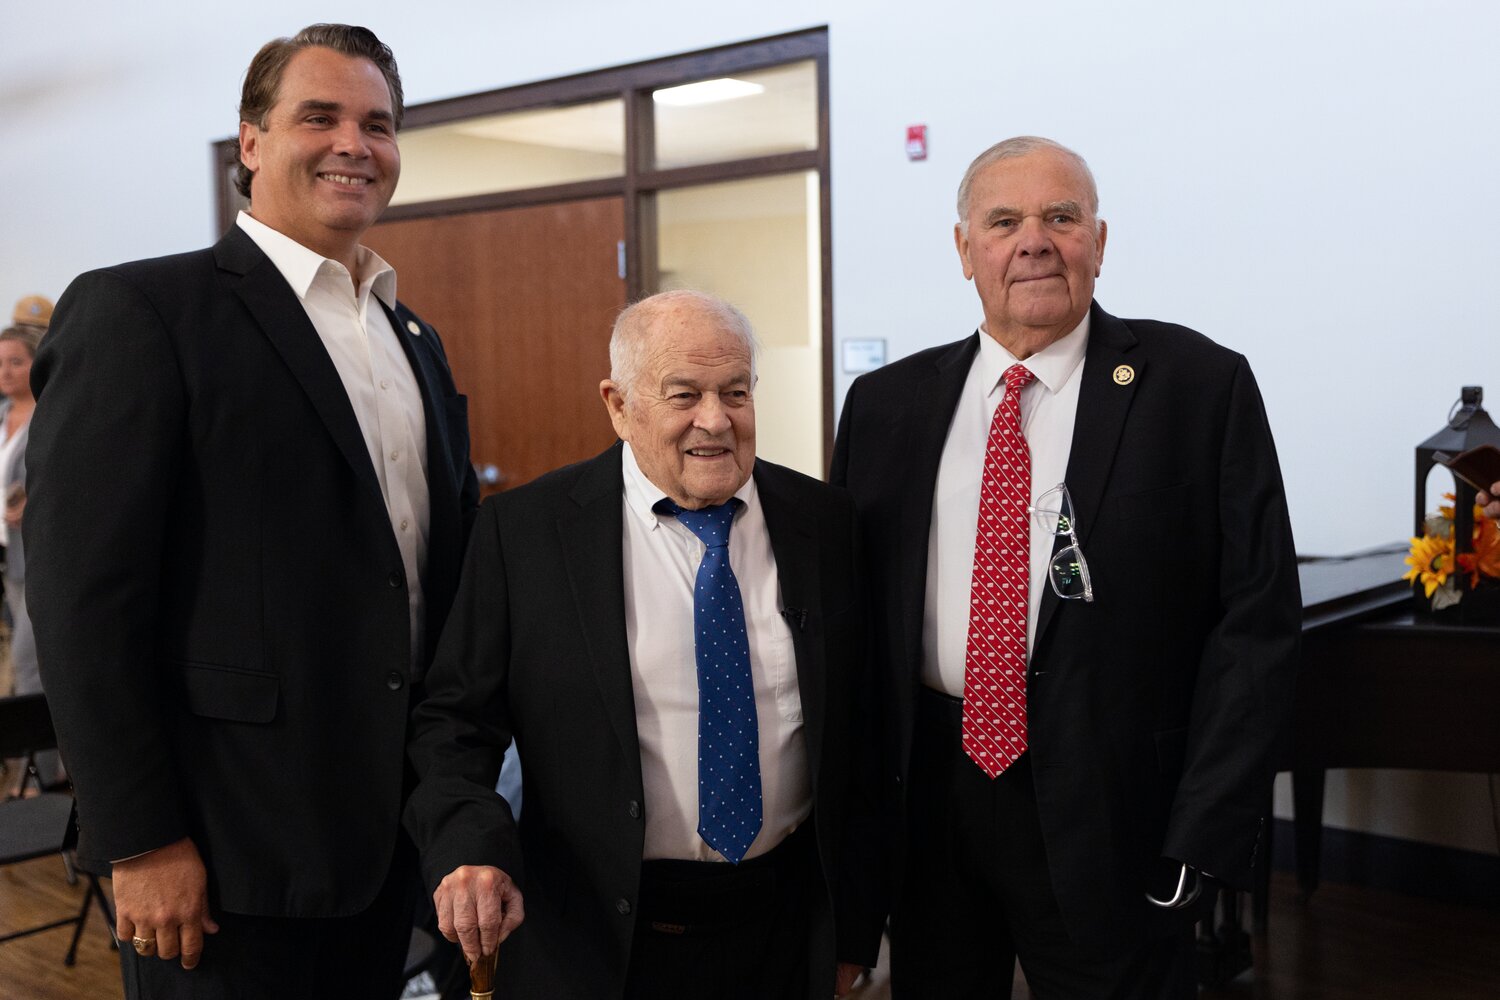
[831,137,1300,997]
[28,24,477,999]
[405,290,880,999]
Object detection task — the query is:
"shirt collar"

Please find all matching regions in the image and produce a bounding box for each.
[976,311,1090,398]
[237,210,397,309]
[621,442,757,531]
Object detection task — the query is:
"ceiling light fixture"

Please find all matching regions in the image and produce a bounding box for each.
[652,78,765,107]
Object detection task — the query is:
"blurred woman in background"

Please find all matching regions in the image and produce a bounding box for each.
[0,324,53,794]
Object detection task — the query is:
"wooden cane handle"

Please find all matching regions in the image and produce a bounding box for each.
[469,948,498,999]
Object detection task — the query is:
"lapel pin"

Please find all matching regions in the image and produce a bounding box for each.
[1112,364,1135,386]
[406,320,422,336]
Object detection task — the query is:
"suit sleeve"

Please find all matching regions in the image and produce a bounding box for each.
[833,500,889,968]
[404,498,524,894]
[415,315,481,535]
[828,379,856,489]
[27,269,192,863]
[458,448,481,535]
[829,380,892,963]
[1162,356,1300,887]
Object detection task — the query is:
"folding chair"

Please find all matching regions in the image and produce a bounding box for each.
[0,692,117,965]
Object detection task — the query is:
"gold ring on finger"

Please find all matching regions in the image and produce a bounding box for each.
[132,935,157,956]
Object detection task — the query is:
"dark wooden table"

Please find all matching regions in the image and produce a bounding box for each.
[1257,546,1500,916]
[1290,603,1500,897]
[1204,546,1500,984]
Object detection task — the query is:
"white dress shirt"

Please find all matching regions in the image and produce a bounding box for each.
[619,443,810,861]
[922,316,1089,695]
[0,417,25,547]
[237,211,430,666]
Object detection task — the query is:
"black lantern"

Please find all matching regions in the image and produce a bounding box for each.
[1413,386,1500,622]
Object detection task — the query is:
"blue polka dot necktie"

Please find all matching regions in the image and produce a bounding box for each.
[657,497,763,863]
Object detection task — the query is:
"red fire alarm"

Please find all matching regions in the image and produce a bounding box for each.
[906,124,928,161]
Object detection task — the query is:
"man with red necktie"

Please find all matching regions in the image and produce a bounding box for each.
[831,136,1301,998]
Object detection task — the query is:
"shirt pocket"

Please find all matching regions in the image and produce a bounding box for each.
[767,628,803,724]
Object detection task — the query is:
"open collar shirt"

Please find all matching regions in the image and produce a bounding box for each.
[237,211,430,667]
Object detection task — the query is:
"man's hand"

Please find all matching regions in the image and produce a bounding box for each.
[434,865,526,964]
[1479,481,1500,521]
[835,961,865,996]
[113,836,219,969]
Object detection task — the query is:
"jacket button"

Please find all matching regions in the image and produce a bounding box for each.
[616,898,632,915]
[387,571,404,588]
[386,672,404,691]
[627,800,641,819]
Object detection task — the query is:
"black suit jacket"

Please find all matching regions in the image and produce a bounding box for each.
[405,443,877,998]
[830,301,1300,947]
[28,226,479,917]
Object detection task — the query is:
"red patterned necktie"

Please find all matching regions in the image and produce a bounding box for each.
[962,363,1035,779]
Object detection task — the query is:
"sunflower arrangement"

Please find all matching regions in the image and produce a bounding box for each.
[1404,494,1500,610]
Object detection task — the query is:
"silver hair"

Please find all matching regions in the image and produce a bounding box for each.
[956,136,1100,232]
[608,290,760,399]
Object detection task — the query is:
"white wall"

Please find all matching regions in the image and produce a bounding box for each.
[4,0,1498,855]
[659,173,822,477]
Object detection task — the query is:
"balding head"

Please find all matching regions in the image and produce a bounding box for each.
[957,136,1099,232]
[600,290,760,509]
[608,290,758,399]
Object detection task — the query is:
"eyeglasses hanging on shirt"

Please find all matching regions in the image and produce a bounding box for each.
[1029,483,1094,603]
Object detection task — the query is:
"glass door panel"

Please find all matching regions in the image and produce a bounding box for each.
[656,171,822,477]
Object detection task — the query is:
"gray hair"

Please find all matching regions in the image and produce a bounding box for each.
[956,136,1100,231]
[609,290,759,399]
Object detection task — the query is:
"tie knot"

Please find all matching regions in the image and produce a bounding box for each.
[656,498,740,547]
[1003,364,1035,394]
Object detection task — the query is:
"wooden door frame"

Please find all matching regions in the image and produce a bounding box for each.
[213,27,834,466]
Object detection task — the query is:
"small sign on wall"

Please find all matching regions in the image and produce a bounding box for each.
[906,125,928,161]
[842,339,887,373]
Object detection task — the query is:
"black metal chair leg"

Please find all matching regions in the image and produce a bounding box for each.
[63,878,94,966]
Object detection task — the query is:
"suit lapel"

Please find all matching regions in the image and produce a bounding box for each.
[386,303,460,593]
[756,462,825,789]
[899,335,980,670]
[558,445,642,777]
[214,228,385,507]
[1033,303,1141,648]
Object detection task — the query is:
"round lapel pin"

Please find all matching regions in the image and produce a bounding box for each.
[406,320,422,336]
[1112,364,1135,386]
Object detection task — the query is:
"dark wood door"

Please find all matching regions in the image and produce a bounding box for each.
[367,197,627,493]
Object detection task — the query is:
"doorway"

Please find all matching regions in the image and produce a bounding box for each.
[365,198,627,494]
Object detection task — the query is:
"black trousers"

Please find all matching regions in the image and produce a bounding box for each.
[890,688,1194,1000]
[624,821,819,1000]
[119,836,419,1000]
